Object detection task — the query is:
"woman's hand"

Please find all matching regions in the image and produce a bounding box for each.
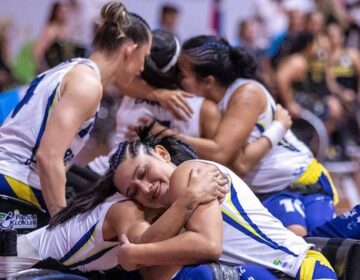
[187,165,228,204]
[287,101,303,119]
[126,117,176,140]
[117,234,141,271]
[153,89,194,120]
[275,104,292,130]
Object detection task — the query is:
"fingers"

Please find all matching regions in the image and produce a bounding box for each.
[120,234,130,245]
[175,92,194,117]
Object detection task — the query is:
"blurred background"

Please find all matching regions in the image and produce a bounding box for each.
[0,0,360,213]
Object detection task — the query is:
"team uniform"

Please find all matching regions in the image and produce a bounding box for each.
[17,192,127,272]
[175,160,336,279]
[88,95,204,175]
[218,78,337,231]
[0,58,100,210]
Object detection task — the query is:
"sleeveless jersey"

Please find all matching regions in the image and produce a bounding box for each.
[217,78,313,193]
[332,50,358,92]
[0,58,100,189]
[89,95,204,175]
[25,192,128,272]
[191,160,311,277]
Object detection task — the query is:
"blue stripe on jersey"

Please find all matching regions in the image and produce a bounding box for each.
[60,222,98,264]
[255,123,265,133]
[11,74,46,118]
[224,183,299,257]
[27,84,59,163]
[279,138,300,152]
[0,175,16,197]
[67,245,117,269]
[78,121,94,138]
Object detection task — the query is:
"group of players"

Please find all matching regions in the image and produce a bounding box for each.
[1,2,360,280]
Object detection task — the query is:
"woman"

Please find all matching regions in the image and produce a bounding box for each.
[17,134,227,274]
[19,132,336,280]
[161,35,337,237]
[0,2,151,217]
[88,29,221,176]
[34,1,71,71]
[107,134,336,280]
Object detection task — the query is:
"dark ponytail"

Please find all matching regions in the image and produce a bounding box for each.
[229,47,258,80]
[182,35,260,86]
[48,176,116,229]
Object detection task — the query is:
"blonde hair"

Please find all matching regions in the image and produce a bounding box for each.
[92,1,150,55]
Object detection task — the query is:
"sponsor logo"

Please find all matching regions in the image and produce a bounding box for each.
[273,258,282,266]
[0,210,37,230]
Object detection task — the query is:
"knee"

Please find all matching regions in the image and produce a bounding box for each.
[287,224,308,237]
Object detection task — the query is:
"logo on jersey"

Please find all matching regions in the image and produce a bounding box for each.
[273,257,282,266]
[64,148,74,166]
[0,210,37,230]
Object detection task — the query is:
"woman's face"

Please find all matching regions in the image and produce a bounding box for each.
[113,146,176,209]
[117,38,152,85]
[178,55,208,97]
[327,25,343,47]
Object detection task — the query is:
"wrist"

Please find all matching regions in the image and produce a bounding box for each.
[262,121,286,147]
[174,191,199,217]
[151,89,161,102]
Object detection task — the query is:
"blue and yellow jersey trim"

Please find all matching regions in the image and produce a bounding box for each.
[60,222,117,268]
[294,159,338,205]
[222,177,298,257]
[296,250,336,280]
[0,174,45,209]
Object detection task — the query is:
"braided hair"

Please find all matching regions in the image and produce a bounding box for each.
[48,126,197,229]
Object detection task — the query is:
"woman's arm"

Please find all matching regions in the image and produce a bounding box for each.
[276,56,307,118]
[33,26,56,71]
[199,98,222,139]
[36,65,102,215]
[118,200,223,269]
[117,162,223,269]
[230,104,291,175]
[115,75,193,120]
[107,164,227,245]
[178,83,267,164]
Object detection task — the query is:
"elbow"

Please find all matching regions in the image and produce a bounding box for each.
[235,163,251,177]
[36,148,58,168]
[206,241,222,261]
[212,151,233,165]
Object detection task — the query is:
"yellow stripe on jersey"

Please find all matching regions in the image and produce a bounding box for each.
[222,177,268,243]
[63,227,98,266]
[5,176,41,208]
[48,84,60,119]
[299,250,334,280]
[294,159,338,205]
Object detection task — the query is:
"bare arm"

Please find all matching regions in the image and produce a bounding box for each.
[178,83,266,164]
[276,56,306,117]
[117,162,223,269]
[230,104,291,175]
[33,26,56,70]
[116,76,193,120]
[199,98,222,139]
[127,165,227,244]
[36,66,102,215]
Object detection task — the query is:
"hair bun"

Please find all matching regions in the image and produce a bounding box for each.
[100,2,130,38]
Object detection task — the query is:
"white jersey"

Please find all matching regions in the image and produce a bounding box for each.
[0,58,100,189]
[89,95,204,175]
[23,192,128,272]
[193,160,310,277]
[218,78,313,193]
